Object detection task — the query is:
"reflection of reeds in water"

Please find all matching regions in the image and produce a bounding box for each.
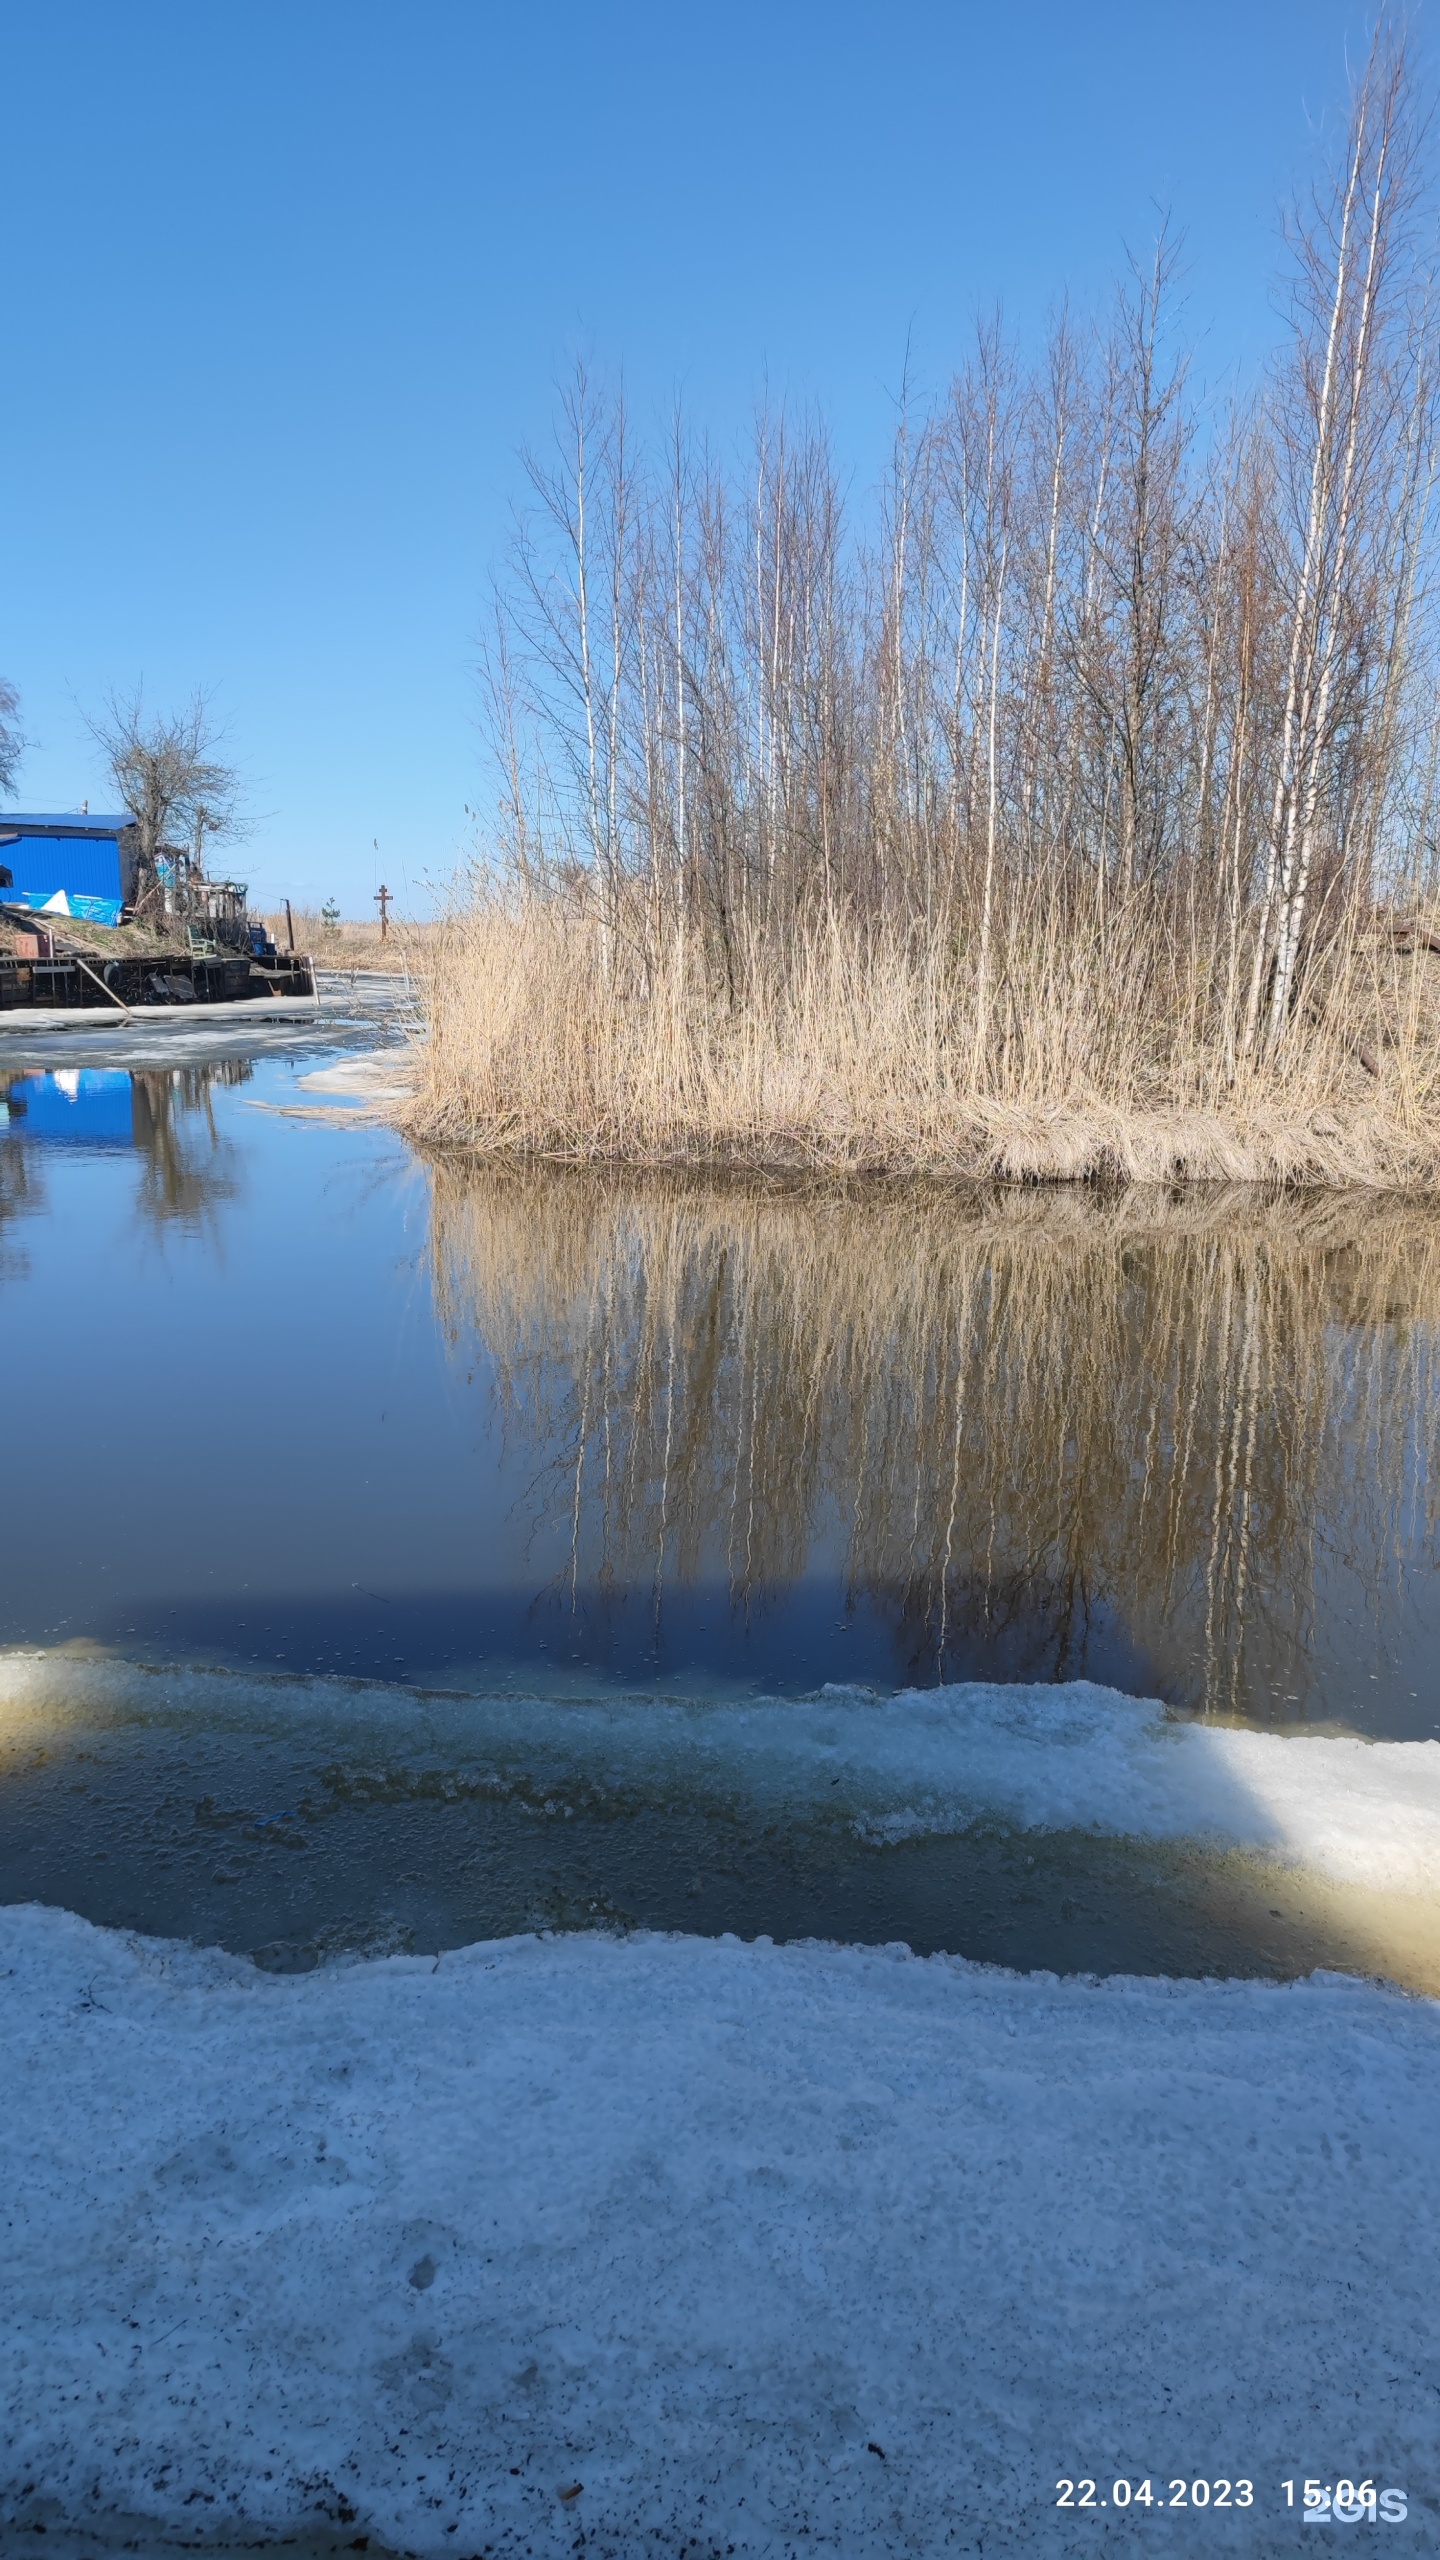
[430,1167,1440,1718]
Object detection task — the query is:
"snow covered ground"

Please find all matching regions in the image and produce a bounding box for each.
[2,1903,1436,2557]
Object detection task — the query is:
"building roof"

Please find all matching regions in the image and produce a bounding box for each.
[0,813,134,838]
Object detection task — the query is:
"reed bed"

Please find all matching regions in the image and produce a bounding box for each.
[408,895,1440,1183]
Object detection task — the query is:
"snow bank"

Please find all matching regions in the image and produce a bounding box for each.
[5,1650,1439,1896]
[1,1906,1435,2555]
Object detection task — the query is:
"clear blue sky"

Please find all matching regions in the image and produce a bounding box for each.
[1,0,1400,915]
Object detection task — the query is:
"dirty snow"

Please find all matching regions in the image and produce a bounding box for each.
[1,1904,1436,2554]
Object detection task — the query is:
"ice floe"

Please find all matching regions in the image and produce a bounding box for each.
[4,1652,1439,1896]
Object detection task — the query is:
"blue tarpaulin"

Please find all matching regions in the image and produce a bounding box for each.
[4,887,124,926]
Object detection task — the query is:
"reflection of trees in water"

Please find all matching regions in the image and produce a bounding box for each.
[430,1169,1440,1718]
[130,1062,250,1229]
[0,1122,43,1272]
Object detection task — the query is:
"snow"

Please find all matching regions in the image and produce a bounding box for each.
[2,1903,1436,2555]
[6,1650,1440,1897]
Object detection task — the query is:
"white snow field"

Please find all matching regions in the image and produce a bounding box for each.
[4,1652,1440,1894]
[2,1903,1437,2557]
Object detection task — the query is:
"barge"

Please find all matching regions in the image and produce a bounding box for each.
[0,904,319,1027]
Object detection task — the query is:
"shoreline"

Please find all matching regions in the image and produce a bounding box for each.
[400,893,1440,1192]
[401,1109,1440,1196]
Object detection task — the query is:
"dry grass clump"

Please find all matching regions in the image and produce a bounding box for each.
[0,910,181,961]
[405,893,1440,1187]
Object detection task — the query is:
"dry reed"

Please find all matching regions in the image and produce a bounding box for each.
[409,895,1440,1182]
[261,909,438,971]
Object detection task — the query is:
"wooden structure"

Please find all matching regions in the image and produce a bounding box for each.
[0,915,318,1020]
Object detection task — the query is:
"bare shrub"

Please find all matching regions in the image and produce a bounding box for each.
[0,679,23,800]
[413,28,1440,1184]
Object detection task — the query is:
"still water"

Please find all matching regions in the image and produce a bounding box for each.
[3,1010,1438,1981]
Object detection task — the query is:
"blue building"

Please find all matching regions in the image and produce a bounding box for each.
[0,812,137,926]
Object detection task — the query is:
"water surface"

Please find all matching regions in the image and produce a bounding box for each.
[3,1010,1438,1978]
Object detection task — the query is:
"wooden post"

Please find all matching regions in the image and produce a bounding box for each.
[374,884,391,941]
[284,898,295,951]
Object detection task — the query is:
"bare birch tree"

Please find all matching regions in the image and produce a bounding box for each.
[1249,30,1435,1051]
[467,21,1439,1117]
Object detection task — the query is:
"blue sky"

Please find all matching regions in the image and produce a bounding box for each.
[1,0,1399,915]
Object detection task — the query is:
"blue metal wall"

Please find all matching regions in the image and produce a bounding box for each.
[0,832,124,900]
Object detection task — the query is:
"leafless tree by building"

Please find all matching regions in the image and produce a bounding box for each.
[86,690,243,921]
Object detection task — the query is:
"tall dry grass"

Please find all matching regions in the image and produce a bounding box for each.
[409,892,1440,1183]
[261,909,439,973]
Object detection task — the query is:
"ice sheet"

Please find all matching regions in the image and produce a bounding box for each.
[4,1651,1438,1895]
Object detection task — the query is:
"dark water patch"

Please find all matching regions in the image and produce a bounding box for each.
[3,1657,1436,1987]
[0,1715,1410,1986]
